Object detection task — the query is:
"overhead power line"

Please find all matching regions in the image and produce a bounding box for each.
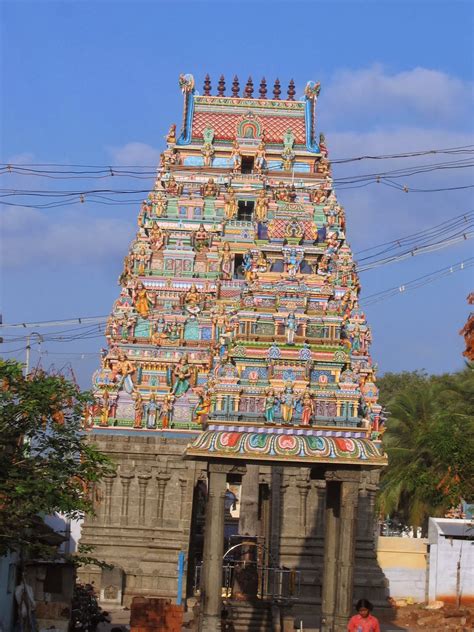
[362,258,474,306]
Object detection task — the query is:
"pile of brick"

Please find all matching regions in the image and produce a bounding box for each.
[130,597,184,632]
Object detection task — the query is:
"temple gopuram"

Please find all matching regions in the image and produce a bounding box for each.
[79,74,388,632]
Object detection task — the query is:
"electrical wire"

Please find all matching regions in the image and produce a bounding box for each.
[361,258,474,306]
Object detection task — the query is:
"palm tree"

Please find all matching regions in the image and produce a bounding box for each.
[377,367,474,536]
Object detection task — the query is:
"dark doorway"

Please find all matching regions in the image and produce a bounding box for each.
[237,200,255,221]
[241,156,254,174]
[234,253,245,279]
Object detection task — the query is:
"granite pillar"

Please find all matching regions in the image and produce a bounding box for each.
[334,479,359,631]
[320,481,340,632]
[199,464,229,632]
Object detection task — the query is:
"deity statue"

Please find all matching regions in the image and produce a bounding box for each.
[158,393,175,429]
[274,182,289,202]
[255,189,269,222]
[135,245,151,276]
[133,392,144,429]
[300,389,315,426]
[256,251,268,272]
[254,141,266,173]
[151,317,168,346]
[283,129,295,152]
[166,321,179,343]
[100,390,110,427]
[119,255,133,286]
[145,394,159,429]
[149,190,167,217]
[139,200,150,227]
[316,157,331,177]
[133,282,153,318]
[111,351,135,393]
[282,129,295,170]
[149,224,165,251]
[194,389,212,424]
[184,283,201,316]
[166,124,177,144]
[337,205,346,231]
[172,354,192,397]
[224,188,237,220]
[284,312,298,345]
[351,324,362,354]
[219,242,234,280]
[310,187,328,205]
[284,248,304,277]
[194,223,210,251]
[202,177,218,198]
[201,126,215,167]
[264,388,278,425]
[230,140,242,170]
[280,383,296,425]
[165,175,181,196]
[319,133,328,157]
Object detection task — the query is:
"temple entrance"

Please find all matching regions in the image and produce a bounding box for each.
[241,156,254,174]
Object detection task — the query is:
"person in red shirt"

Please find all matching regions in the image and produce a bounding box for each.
[347,598,381,632]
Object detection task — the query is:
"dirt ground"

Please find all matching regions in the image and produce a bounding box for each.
[380,603,474,631]
[104,603,474,631]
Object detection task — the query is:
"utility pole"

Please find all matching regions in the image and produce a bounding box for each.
[25,332,43,376]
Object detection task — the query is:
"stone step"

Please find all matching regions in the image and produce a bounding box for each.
[223,601,274,632]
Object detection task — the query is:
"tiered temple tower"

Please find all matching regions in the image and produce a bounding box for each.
[81,74,387,631]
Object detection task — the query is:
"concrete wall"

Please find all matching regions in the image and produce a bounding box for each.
[376,536,427,602]
[428,535,474,605]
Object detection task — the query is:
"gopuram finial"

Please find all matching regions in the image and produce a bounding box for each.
[287,79,296,101]
[273,78,281,100]
[244,76,254,98]
[232,75,240,97]
[217,75,226,96]
[259,77,267,99]
[203,74,211,96]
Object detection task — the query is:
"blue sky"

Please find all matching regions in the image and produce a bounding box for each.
[1,0,473,387]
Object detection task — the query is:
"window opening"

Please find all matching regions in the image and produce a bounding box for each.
[241,156,254,174]
[237,200,255,221]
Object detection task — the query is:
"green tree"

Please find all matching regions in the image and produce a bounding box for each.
[377,367,474,535]
[0,360,114,559]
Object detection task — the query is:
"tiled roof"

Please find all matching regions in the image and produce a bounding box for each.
[192,111,306,145]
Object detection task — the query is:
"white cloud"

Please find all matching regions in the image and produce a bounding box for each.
[107,142,161,167]
[1,206,134,268]
[321,65,473,128]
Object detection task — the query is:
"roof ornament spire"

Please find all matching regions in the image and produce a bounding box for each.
[232,75,240,97]
[244,76,254,98]
[217,75,226,96]
[287,79,296,101]
[259,77,267,99]
[203,74,211,96]
[273,78,281,100]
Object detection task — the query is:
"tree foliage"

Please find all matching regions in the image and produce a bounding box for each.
[0,360,114,558]
[377,366,474,533]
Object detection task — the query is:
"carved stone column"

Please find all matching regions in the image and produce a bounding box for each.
[313,479,326,536]
[156,471,171,520]
[137,471,152,523]
[334,478,360,631]
[320,481,340,632]
[179,477,188,520]
[103,473,117,524]
[199,463,239,632]
[296,468,310,534]
[120,471,134,525]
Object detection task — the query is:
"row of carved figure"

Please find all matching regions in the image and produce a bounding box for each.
[144,178,338,212]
